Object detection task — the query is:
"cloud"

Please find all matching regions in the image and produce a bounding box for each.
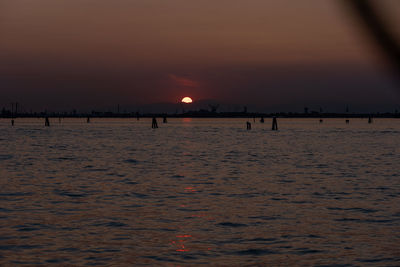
[169,74,199,87]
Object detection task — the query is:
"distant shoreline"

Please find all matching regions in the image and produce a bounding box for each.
[2,112,400,119]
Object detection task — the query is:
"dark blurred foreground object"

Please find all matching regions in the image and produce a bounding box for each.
[343,0,400,75]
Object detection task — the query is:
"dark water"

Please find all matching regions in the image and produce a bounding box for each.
[1,118,399,266]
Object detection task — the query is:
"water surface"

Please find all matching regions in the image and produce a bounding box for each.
[0,118,399,266]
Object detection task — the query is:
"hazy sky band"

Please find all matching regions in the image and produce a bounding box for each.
[0,0,399,112]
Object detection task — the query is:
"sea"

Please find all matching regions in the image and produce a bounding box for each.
[0,118,399,266]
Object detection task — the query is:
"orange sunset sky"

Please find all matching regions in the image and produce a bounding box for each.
[0,0,399,112]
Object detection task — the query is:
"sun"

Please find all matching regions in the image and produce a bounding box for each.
[181,97,193,104]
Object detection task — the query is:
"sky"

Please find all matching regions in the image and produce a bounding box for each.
[0,0,399,113]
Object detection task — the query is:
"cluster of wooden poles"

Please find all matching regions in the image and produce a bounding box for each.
[246,117,278,130]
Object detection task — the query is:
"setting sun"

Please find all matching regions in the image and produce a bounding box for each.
[181,97,193,103]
